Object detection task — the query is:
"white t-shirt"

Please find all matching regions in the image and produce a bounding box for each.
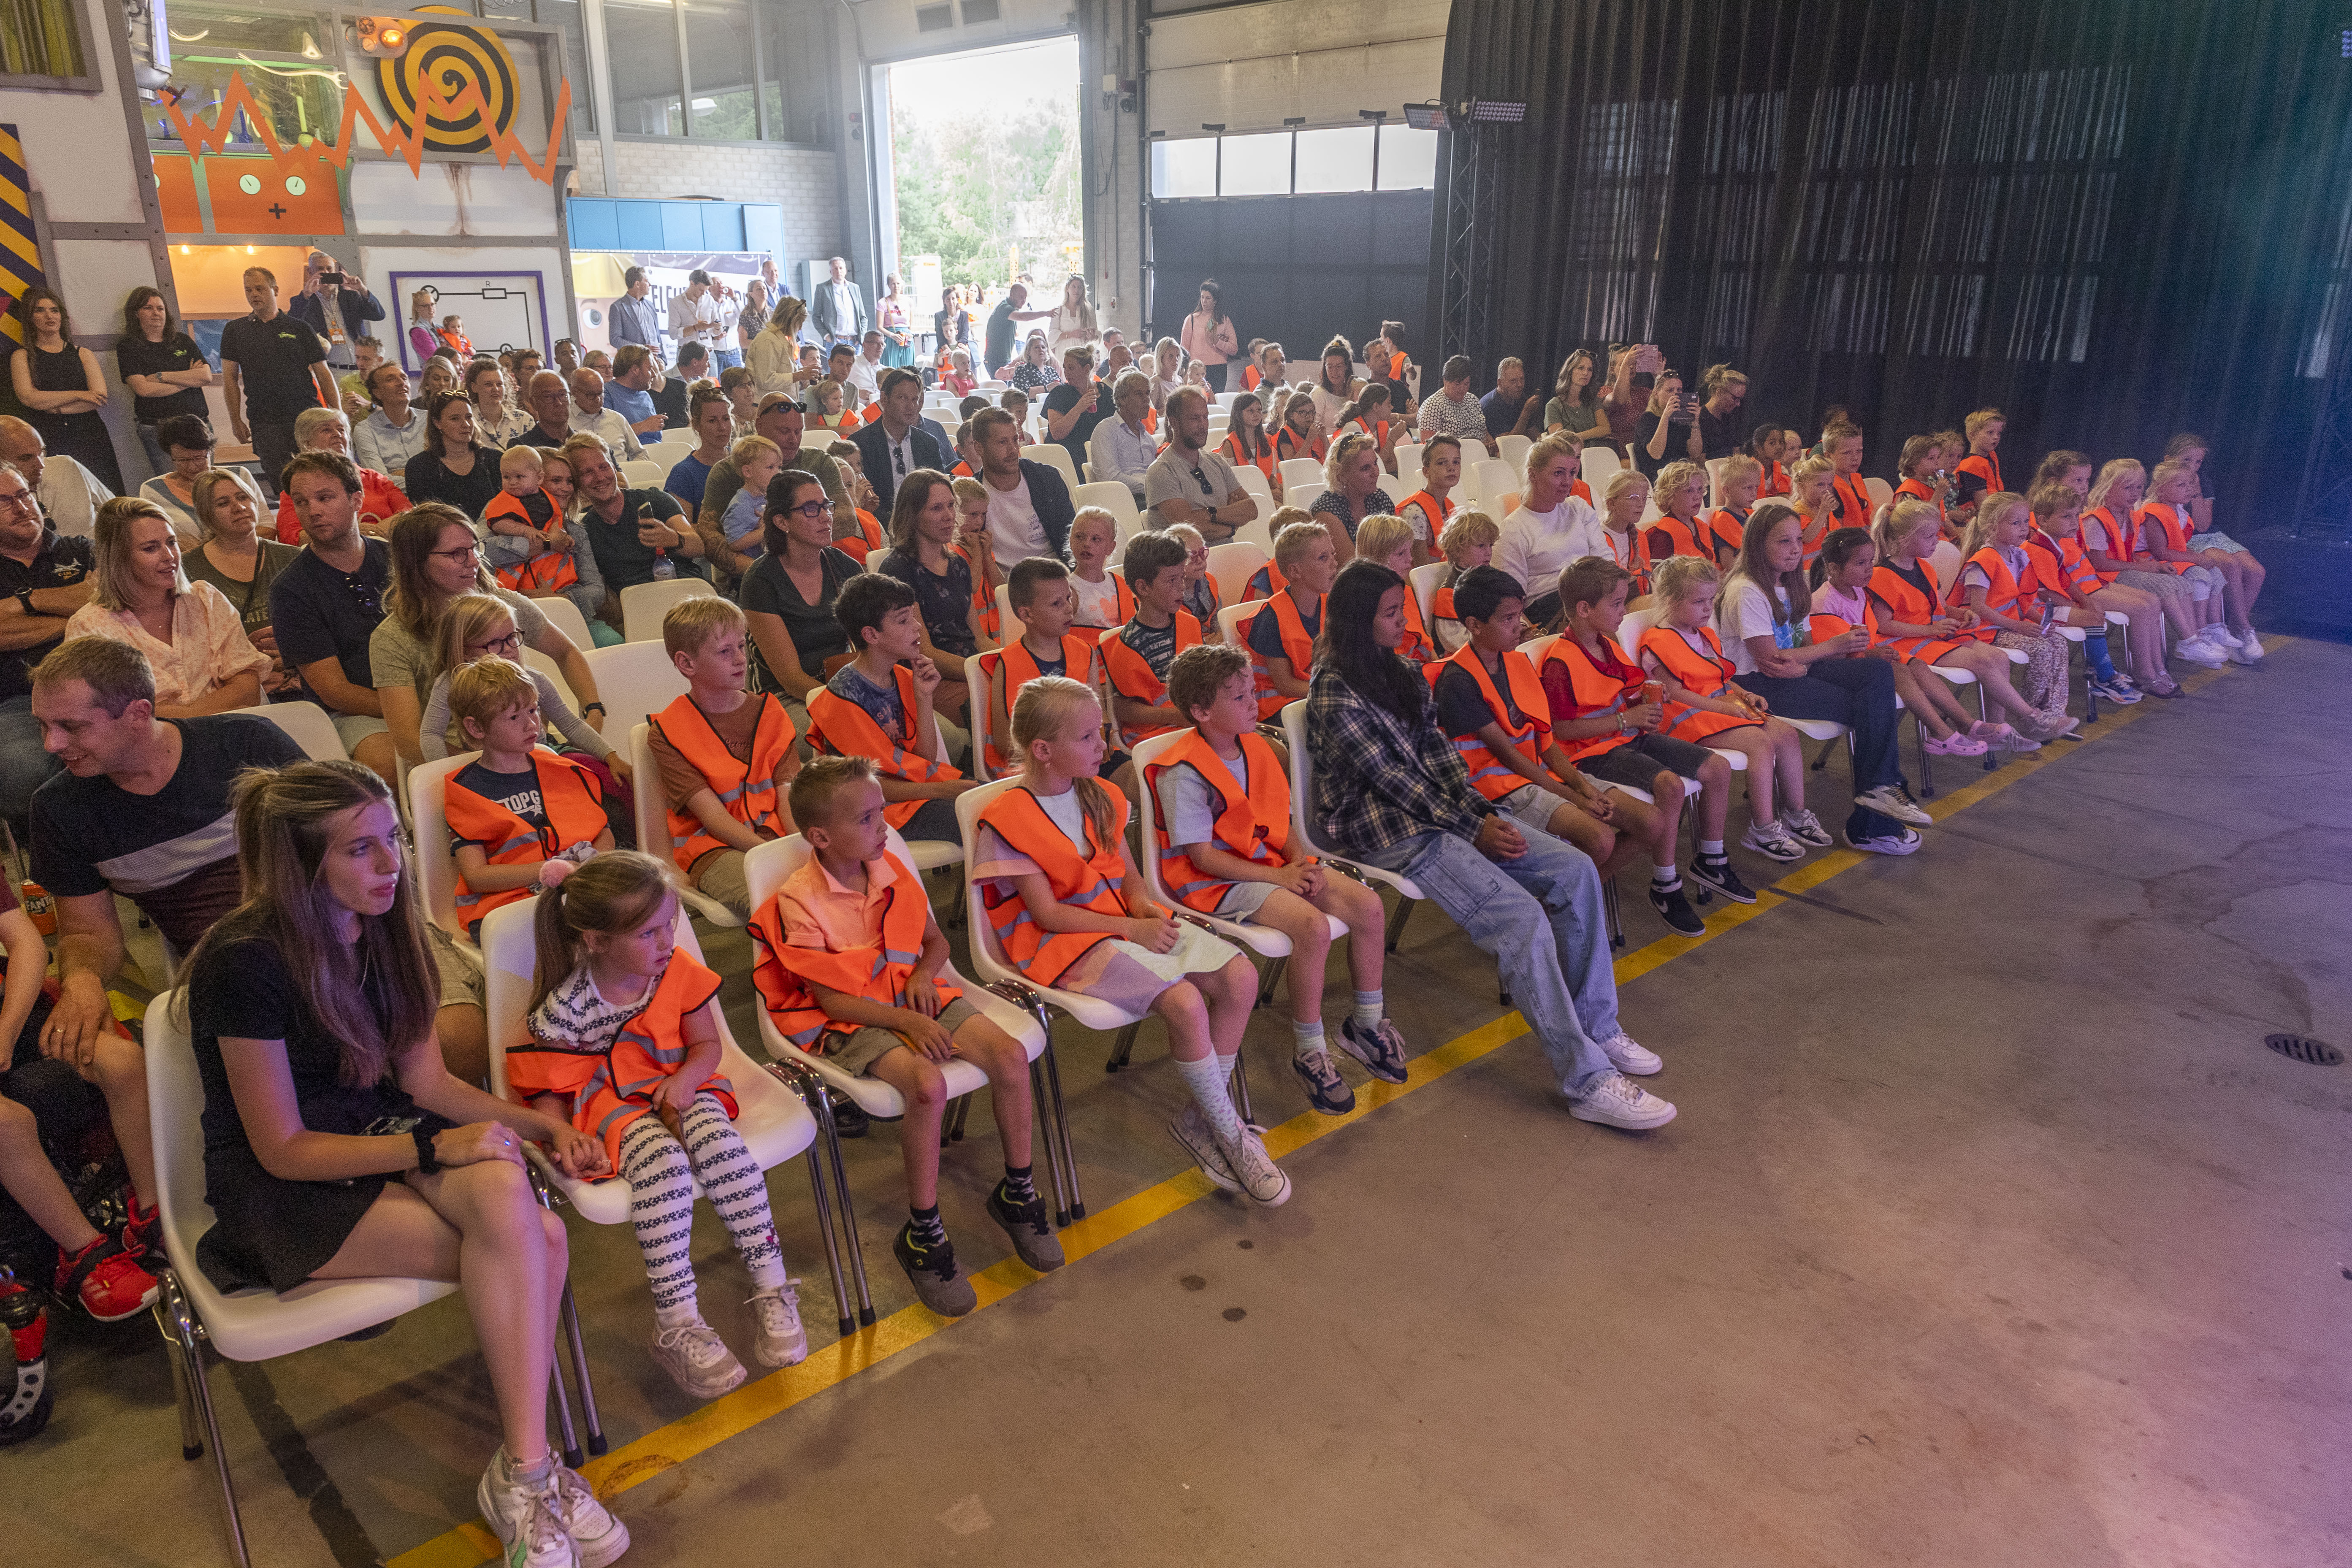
[1718,578,1788,676]
[984,472,1050,565]
[1493,498,1603,602]
[1068,570,1122,630]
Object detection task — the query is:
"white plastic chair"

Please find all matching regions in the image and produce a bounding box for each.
[144,991,605,1565]
[1020,442,1080,494]
[621,458,664,487]
[1408,561,1447,634]
[1278,458,1322,493]
[1864,477,1893,511]
[1582,448,1622,489]
[740,831,1076,1225]
[1496,434,1532,473]
[1232,510,1275,554]
[1073,479,1145,540]
[479,897,872,1333]
[1206,542,1268,607]
[1286,481,1325,517]
[628,721,747,928]
[534,594,596,654]
[1217,601,1260,650]
[1469,457,1517,509]
[228,700,346,762]
[1705,456,1730,509]
[583,639,690,740]
[406,753,488,958]
[966,650,1000,781]
[1393,449,1423,497]
[620,575,718,643]
[1927,539,1962,590]
[1231,463,1273,504]
[1276,699,1425,951]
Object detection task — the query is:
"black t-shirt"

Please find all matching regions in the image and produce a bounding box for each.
[1433,657,1529,739]
[652,377,688,428]
[876,546,977,657]
[402,446,504,518]
[740,546,857,686]
[1043,381,1107,473]
[576,487,707,595]
[30,714,303,953]
[0,531,92,699]
[115,332,211,424]
[219,312,328,422]
[268,539,390,701]
[452,761,550,845]
[1696,405,1742,461]
[985,301,1016,371]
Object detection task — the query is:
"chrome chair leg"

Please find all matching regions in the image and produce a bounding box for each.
[161,1271,249,1568]
[1227,1045,1255,1126]
[1385,896,1416,952]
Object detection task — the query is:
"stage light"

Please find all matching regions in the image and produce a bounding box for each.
[1467,99,1526,123]
[1404,102,1448,130]
[1200,122,1224,133]
[355,16,410,58]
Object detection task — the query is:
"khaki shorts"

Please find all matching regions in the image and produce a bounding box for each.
[690,848,752,921]
[428,922,485,1014]
[823,997,982,1077]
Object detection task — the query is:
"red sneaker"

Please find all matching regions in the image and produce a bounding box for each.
[122,1194,160,1259]
[55,1236,160,1323]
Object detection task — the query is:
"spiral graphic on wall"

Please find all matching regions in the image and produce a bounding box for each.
[375,17,520,154]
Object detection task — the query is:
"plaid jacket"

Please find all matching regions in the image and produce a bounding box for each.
[1306,663,1493,855]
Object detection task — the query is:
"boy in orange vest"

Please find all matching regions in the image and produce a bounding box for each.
[445,658,615,940]
[984,556,1117,777]
[1152,643,1404,1116]
[1099,530,1200,747]
[1246,520,1336,718]
[751,756,1059,1318]
[806,572,973,845]
[647,596,800,920]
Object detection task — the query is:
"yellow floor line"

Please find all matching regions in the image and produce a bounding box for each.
[387,646,2265,1568]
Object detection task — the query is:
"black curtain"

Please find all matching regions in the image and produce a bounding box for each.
[1153,191,1435,370]
[1427,0,2352,525]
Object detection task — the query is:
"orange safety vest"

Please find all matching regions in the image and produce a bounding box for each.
[1431,573,1461,646]
[1221,432,1278,484]
[1865,559,1983,661]
[1426,643,1552,801]
[2080,507,2134,580]
[1826,474,1873,531]
[444,750,607,927]
[1243,364,1263,390]
[1703,505,1749,561]
[1244,560,1288,601]
[805,663,964,830]
[1070,571,1136,631]
[1397,578,1437,664]
[2026,527,2100,599]
[1346,415,1390,448]
[1956,451,2002,496]
[1806,608,1864,648]
[651,692,796,874]
[957,543,998,639]
[747,848,959,1051]
[1144,729,1294,914]
[481,492,581,596]
[986,634,1099,773]
[1394,488,1455,543]
[2133,501,2194,573]
[1796,512,1830,568]
[1595,524,1653,595]
[1099,612,1202,745]
[505,948,734,1167]
[1636,624,1756,742]
[1645,515,1709,562]
[1954,546,2047,631]
[1245,591,1320,719]
[1276,426,1325,463]
[1540,633,1643,762]
[976,784,1131,986]
[836,510,884,566]
[1758,458,1790,498]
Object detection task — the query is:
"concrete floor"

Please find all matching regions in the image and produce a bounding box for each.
[12,638,2349,1567]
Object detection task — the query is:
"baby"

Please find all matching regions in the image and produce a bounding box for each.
[718,435,784,563]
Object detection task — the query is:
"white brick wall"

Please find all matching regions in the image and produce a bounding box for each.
[569,139,842,256]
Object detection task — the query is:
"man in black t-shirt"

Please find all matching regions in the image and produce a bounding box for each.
[27,639,303,1059]
[268,452,396,781]
[1042,346,1108,477]
[219,268,337,493]
[0,460,91,824]
[562,434,707,627]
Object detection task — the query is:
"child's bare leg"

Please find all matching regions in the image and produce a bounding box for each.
[0,1095,103,1251]
[1694,753,1733,842]
[1943,646,2035,721]
[1252,886,1333,1023]
[954,1016,1035,1168]
[1720,729,1775,824]
[867,1047,948,1209]
[1888,659,1949,737]
[1306,871,1385,993]
[1202,954,1257,1059]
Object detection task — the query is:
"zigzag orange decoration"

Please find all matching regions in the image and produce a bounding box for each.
[160,70,569,186]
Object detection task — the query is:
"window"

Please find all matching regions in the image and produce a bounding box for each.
[607,0,685,135]
[1150,137,1216,200]
[1376,125,1439,190]
[683,0,756,140]
[757,0,830,146]
[1293,126,1375,193]
[533,0,597,133]
[604,0,829,144]
[0,0,93,88]
[142,5,339,147]
[1217,132,1290,196]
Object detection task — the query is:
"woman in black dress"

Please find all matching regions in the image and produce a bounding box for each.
[182,760,623,1566]
[400,390,502,517]
[11,286,123,493]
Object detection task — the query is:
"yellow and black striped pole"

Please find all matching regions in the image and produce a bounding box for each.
[0,125,42,348]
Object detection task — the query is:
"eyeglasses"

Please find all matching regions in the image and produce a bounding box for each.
[470,631,522,656]
[0,490,35,514]
[781,498,831,520]
[430,542,480,563]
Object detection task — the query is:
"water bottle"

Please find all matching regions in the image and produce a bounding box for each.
[651,548,676,581]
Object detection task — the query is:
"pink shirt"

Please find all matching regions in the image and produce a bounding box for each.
[775,848,916,957]
[1180,311,1237,367]
[65,582,269,707]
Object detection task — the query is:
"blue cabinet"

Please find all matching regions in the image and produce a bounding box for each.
[568,198,780,260]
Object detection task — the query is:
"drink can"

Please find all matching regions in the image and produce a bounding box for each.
[19,881,54,937]
[1641,680,1664,707]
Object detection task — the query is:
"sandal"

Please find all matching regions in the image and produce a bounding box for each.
[1966,719,2016,742]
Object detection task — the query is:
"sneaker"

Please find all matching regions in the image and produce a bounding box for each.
[122,1194,160,1259]
[1212,1127,1292,1206]
[1597,1028,1662,1076]
[648,1320,747,1400]
[2237,630,2265,661]
[549,1465,630,1568]
[1966,719,2016,744]
[825,1090,870,1139]
[1336,1016,1409,1085]
[1290,1047,1356,1115]
[746,1281,808,1365]
[1783,808,1834,848]
[1168,1103,1241,1192]
[1923,729,1989,756]
[2087,678,2142,705]
[1648,879,1705,936]
[1845,825,1923,856]
[2040,714,2082,741]
[2204,624,2243,648]
[477,1454,582,1568]
[1568,1071,1677,1131]
[55,1235,158,1324]
[1688,856,1756,905]
[891,1223,976,1317]
[2141,679,2185,699]
[1853,783,1932,826]
[987,1181,1065,1272]
[1740,820,1806,862]
[2173,635,2226,668]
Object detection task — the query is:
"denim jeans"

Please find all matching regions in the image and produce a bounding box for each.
[0,695,62,828]
[1734,659,1904,841]
[1357,826,1618,1094]
[710,347,743,372]
[135,421,170,482]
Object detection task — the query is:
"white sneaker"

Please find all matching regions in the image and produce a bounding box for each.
[2237,630,2265,661]
[650,1320,747,1400]
[1783,807,1834,848]
[747,1281,807,1368]
[550,1464,630,1568]
[1597,1028,1662,1076]
[2204,624,2243,648]
[2173,635,2226,668]
[1168,1102,1241,1192]
[477,1454,582,1568]
[1213,1127,1292,1206]
[1741,820,1807,862]
[1568,1071,1677,1131]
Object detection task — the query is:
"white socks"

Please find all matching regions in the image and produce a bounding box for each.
[1173,1052,1244,1142]
[1351,990,1383,1030]
[1291,1018,1325,1059]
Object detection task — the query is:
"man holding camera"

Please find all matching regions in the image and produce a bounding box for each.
[289,250,385,374]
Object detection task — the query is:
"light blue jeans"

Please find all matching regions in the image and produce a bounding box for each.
[710,347,743,372]
[1356,826,1619,1094]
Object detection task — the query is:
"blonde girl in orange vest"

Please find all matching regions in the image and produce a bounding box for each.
[1808,525,1988,754]
[1643,459,1710,564]
[1702,452,1761,569]
[1063,507,1133,632]
[2027,480,2171,696]
[444,658,615,940]
[1786,453,1836,565]
[2135,459,2241,655]
[1866,498,2046,745]
[1393,432,1461,564]
[1165,522,1223,636]
[513,851,807,1400]
[2081,458,2219,666]
[1151,644,1403,1117]
[1953,492,2077,737]
[1593,468,1655,606]
[1890,433,1956,539]
[751,756,1058,1318]
[417,594,632,805]
[1352,513,1437,663]
[2162,434,2266,659]
[976,678,1282,1203]
[1640,555,1812,884]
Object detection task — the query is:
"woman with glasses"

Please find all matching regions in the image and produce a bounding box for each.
[369,502,604,770]
[741,468,860,716]
[181,469,304,697]
[64,497,268,716]
[136,413,240,542]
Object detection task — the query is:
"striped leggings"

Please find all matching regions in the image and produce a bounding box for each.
[619,1092,785,1314]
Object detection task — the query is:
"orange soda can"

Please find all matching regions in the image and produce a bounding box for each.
[18,881,55,937]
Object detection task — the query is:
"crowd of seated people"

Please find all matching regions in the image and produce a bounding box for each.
[0,279,2271,1565]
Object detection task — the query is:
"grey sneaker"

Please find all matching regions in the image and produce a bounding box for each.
[1568,1071,1678,1131]
[1783,807,1834,848]
[746,1281,807,1366]
[550,1464,630,1568]
[1168,1102,1241,1192]
[1336,1016,1409,1084]
[1854,783,1932,826]
[477,1454,582,1568]
[1213,1127,1292,1206]
[650,1320,747,1400]
[1291,1047,1356,1114]
[1741,820,1807,862]
[986,1180,1066,1272]
[892,1223,977,1318]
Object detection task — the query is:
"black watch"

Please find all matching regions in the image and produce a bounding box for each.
[411,1124,442,1174]
[14,589,33,616]
[582,701,606,716]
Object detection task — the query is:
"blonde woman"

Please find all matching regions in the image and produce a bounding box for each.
[1310,430,1395,562]
[65,497,268,716]
[182,469,303,696]
[1046,274,1097,361]
[747,295,807,398]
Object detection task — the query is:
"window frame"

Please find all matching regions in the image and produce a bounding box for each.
[0,0,104,93]
[603,0,832,150]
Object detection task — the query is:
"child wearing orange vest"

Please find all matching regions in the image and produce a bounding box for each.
[481,445,579,596]
[1219,391,1282,494]
[1865,498,2048,745]
[647,597,800,920]
[1638,557,1809,896]
[1242,505,1313,600]
[1786,453,1837,566]
[977,677,1282,1203]
[2078,458,2214,666]
[1749,423,1791,498]
[1952,493,2077,738]
[1099,531,1201,747]
[1352,514,1437,665]
[1891,433,1957,542]
[950,475,1004,643]
[806,573,973,845]
[512,851,806,1400]
[1951,408,2005,522]
[415,597,629,815]
[1819,422,1874,533]
[1165,522,1223,635]
[1064,508,1133,631]
[2162,435,2267,658]
[1274,390,1325,466]
[1245,521,1335,718]
[983,556,1115,779]
[1702,453,1761,569]
[1431,508,1499,653]
[444,659,615,940]
[1807,525,1989,753]
[2025,480,2165,699]
[1643,459,1712,565]
[1392,432,1461,565]
[1148,642,1404,1116]
[751,757,1060,1318]
[2134,459,2240,655]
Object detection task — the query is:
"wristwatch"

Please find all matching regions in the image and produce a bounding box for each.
[14,590,33,616]
[582,701,606,718]
[410,1124,442,1174]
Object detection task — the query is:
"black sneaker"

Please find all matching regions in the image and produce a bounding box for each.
[1336,1017,1410,1084]
[1688,855,1757,905]
[893,1222,977,1316]
[1648,879,1705,935]
[986,1181,1065,1273]
[1290,1047,1356,1115]
[826,1090,869,1139]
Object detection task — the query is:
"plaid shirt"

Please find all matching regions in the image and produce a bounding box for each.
[1306,664,1493,855]
[1417,386,1490,444]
